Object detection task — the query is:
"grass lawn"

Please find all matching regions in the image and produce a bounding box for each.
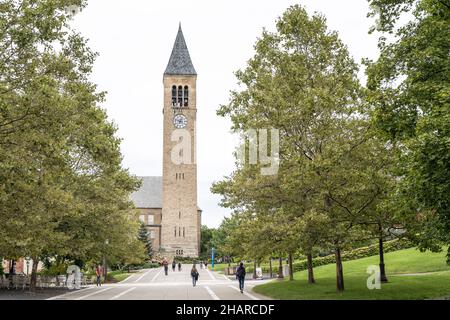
[253,248,450,300]
[208,264,228,273]
[107,270,132,283]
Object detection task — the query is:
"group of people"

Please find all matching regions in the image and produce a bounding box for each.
[161,258,246,292]
[171,260,182,272]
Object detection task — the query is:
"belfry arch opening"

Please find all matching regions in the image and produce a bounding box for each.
[171,85,189,107]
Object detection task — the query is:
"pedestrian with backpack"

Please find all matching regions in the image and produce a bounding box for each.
[236,262,246,293]
[191,264,199,287]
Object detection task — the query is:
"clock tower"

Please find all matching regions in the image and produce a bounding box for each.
[161,24,200,257]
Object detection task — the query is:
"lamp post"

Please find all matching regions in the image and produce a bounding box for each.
[104,239,109,282]
[211,247,216,271]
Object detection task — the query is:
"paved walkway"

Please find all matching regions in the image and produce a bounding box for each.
[47,265,272,300]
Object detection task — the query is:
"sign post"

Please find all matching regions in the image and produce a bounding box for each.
[211,247,215,271]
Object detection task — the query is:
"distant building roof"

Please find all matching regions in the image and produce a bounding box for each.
[131,176,202,211]
[131,176,163,208]
[164,24,197,76]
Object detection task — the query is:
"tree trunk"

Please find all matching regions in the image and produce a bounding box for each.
[378,223,388,282]
[29,258,39,292]
[288,252,294,281]
[278,257,284,279]
[103,256,107,282]
[335,247,344,292]
[307,253,315,284]
[269,258,273,279]
[253,260,257,279]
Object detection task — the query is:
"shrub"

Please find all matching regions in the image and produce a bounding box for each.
[40,262,70,276]
[142,262,160,269]
[291,239,414,273]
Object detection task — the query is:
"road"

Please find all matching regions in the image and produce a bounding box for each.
[47,265,271,300]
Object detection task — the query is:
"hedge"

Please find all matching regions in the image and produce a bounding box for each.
[291,238,414,273]
[238,239,413,274]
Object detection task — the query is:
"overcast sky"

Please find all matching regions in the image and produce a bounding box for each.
[70,0,379,228]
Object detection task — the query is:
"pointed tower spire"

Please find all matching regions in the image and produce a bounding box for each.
[164,24,197,75]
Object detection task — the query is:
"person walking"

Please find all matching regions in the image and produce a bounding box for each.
[163,258,169,276]
[95,264,103,287]
[191,264,199,287]
[200,261,203,269]
[178,262,182,272]
[172,260,176,272]
[236,262,246,293]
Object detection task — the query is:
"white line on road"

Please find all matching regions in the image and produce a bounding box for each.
[228,285,260,300]
[205,268,216,281]
[205,286,220,300]
[222,274,231,281]
[74,287,112,300]
[151,267,164,282]
[134,268,155,283]
[109,287,136,300]
[46,286,94,300]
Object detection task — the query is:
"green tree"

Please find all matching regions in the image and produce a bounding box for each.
[0,0,142,290]
[366,0,450,262]
[138,222,153,261]
[214,4,393,292]
[200,225,214,258]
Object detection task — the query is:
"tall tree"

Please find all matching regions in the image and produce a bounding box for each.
[138,222,153,261]
[214,5,391,292]
[366,0,450,262]
[0,0,143,290]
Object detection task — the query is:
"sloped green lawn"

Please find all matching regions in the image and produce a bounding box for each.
[253,248,450,300]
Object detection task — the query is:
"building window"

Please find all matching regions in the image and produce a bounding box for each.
[184,86,189,107]
[183,227,185,238]
[179,211,181,219]
[172,85,177,106]
[174,226,177,237]
[148,215,154,225]
[178,227,181,237]
[139,215,146,224]
[177,85,183,107]
[150,230,156,239]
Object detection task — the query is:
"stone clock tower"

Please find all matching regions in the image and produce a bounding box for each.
[160,24,200,257]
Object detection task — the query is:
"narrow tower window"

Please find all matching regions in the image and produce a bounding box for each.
[177,86,183,107]
[183,86,189,107]
[183,227,185,238]
[172,85,177,106]
[174,226,177,237]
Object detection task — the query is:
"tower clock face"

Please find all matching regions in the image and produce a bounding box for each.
[173,114,188,129]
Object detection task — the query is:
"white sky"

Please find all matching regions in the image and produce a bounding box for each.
[71,0,379,228]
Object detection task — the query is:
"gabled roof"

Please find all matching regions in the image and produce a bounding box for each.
[130,176,162,208]
[130,176,202,211]
[164,24,197,76]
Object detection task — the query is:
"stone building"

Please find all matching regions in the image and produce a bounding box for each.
[131,25,201,258]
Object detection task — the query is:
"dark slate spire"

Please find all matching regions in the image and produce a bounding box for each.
[164,24,197,76]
